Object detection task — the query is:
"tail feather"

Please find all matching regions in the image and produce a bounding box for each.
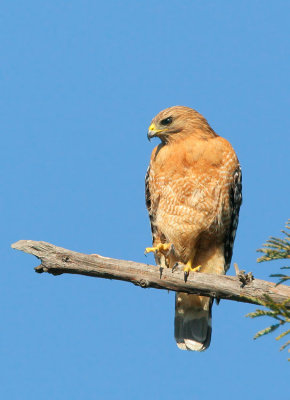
[174,293,213,351]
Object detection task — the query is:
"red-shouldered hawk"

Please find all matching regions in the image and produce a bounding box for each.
[145,106,242,351]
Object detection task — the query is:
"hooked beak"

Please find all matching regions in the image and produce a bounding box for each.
[147,123,167,141]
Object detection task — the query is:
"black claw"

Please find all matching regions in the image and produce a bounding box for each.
[172,262,179,273]
[184,271,189,283]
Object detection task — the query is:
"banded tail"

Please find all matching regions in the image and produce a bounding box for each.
[174,293,213,351]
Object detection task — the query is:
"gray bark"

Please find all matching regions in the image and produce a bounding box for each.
[11,240,290,306]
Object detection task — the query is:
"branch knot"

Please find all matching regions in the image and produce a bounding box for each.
[138,279,150,288]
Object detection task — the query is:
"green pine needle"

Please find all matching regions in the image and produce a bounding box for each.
[279,340,290,352]
[247,220,290,359]
[276,329,290,341]
[257,220,290,263]
[246,309,279,318]
[253,323,280,339]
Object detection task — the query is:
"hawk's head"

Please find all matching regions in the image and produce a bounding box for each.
[147,106,216,143]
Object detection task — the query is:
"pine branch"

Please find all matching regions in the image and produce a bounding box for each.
[257,219,290,263]
[250,220,290,358]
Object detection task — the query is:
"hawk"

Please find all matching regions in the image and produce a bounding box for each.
[145,106,242,351]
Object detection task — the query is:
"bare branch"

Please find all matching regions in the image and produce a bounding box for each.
[11,240,290,306]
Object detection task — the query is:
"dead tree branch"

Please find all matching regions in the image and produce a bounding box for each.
[11,240,290,306]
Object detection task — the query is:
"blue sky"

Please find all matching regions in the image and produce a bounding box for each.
[1,1,289,399]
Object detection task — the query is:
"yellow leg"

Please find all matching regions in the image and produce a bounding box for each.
[144,243,172,255]
[144,243,175,268]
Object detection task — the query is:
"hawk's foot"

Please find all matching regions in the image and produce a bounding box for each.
[144,243,175,268]
[144,243,172,255]
[184,262,201,282]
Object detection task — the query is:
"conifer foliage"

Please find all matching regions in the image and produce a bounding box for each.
[246,220,290,359]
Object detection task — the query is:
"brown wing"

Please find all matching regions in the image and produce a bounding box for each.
[224,165,242,271]
[145,166,157,243]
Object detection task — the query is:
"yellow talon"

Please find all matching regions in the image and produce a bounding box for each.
[184,257,202,274]
[183,264,202,274]
[144,243,172,255]
[183,261,201,282]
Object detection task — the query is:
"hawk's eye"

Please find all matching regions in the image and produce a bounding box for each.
[160,117,173,126]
